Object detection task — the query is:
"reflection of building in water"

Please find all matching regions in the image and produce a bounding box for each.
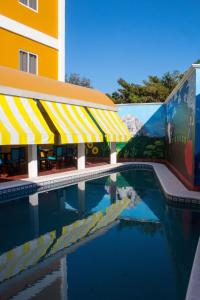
[0,178,131,298]
[0,256,67,300]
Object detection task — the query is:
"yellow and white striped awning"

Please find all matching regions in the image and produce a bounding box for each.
[88,108,131,142]
[40,101,103,144]
[0,94,54,145]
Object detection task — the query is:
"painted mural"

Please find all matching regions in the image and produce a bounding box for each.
[194,68,200,185]
[86,142,110,158]
[166,70,196,184]
[117,104,166,159]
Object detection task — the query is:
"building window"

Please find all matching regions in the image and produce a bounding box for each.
[19,0,38,11]
[19,50,37,74]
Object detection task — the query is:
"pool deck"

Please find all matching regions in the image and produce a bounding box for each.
[186,237,200,300]
[0,162,200,203]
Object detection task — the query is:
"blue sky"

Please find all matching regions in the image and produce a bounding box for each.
[66,0,200,93]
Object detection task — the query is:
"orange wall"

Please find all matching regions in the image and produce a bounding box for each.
[0,0,58,38]
[0,29,58,80]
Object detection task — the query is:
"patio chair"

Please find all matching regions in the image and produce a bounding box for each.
[0,152,3,174]
[48,146,64,168]
[39,150,49,170]
[8,147,26,174]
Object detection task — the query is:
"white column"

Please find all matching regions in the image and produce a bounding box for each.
[58,0,66,81]
[29,193,39,237]
[110,142,117,164]
[110,173,117,203]
[28,145,38,178]
[60,256,68,300]
[77,143,85,170]
[78,181,86,217]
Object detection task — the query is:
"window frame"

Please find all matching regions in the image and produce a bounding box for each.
[18,0,38,13]
[19,49,38,75]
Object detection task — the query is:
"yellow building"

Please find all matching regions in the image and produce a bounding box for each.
[0,1,131,181]
[0,0,65,81]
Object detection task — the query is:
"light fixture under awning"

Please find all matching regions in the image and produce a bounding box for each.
[88,108,131,142]
[0,94,54,145]
[40,100,104,144]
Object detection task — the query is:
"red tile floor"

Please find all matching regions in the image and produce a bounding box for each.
[0,157,110,182]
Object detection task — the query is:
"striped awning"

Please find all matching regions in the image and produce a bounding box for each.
[88,108,131,142]
[0,94,54,145]
[40,100,103,144]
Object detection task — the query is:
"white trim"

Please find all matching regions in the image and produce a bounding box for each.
[58,0,66,81]
[165,64,200,103]
[117,102,163,106]
[0,15,59,49]
[19,49,38,75]
[0,85,118,111]
[18,0,38,13]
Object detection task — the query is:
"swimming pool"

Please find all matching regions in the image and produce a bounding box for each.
[0,169,200,300]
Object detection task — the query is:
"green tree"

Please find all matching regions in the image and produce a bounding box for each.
[109,70,184,104]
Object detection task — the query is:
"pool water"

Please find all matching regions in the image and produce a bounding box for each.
[0,169,200,300]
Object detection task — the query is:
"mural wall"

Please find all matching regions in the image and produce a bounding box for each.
[117,103,166,159]
[194,68,200,185]
[166,69,196,185]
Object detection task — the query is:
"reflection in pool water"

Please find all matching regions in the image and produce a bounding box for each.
[0,169,200,300]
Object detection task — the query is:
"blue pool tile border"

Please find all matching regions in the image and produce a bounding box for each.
[0,163,200,207]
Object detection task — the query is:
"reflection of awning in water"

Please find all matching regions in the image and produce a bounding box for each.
[91,198,131,233]
[49,211,102,256]
[0,231,55,283]
[120,201,160,223]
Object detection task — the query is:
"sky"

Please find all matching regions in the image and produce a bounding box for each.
[66,0,200,94]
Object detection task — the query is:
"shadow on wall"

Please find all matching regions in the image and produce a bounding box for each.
[117,104,166,159]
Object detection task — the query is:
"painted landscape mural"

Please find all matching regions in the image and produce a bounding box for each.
[86,67,200,188]
[166,70,196,185]
[117,104,166,159]
[194,68,200,185]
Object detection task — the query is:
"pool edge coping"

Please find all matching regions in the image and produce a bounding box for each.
[0,162,200,204]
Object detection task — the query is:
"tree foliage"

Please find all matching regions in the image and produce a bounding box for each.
[109,71,184,104]
[65,73,92,88]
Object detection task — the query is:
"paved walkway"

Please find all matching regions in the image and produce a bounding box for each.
[186,237,200,300]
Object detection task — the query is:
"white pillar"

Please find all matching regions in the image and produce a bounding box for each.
[110,142,117,164]
[78,181,85,217]
[77,143,85,170]
[29,193,39,237]
[28,145,38,178]
[110,173,117,203]
[60,256,68,300]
